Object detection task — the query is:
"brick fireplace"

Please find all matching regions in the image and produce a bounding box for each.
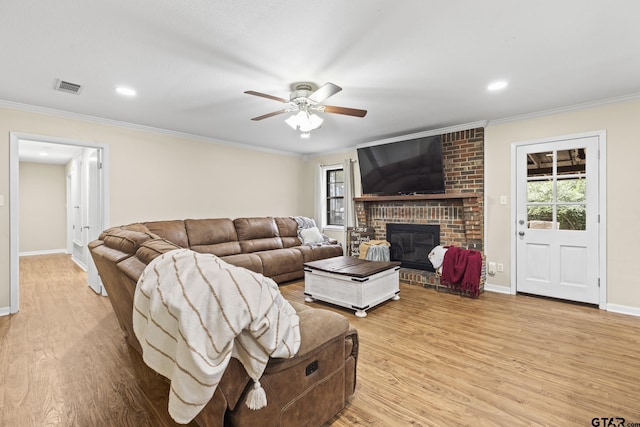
[354,127,484,288]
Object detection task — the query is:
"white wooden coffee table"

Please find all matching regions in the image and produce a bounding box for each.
[304,256,401,317]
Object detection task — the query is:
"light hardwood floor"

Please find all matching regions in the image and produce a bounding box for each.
[2,254,640,426]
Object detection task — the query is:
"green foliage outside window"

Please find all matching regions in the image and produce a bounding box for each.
[527,178,586,230]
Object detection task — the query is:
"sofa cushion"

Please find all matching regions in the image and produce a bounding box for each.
[101,227,156,255]
[185,218,242,257]
[275,217,302,248]
[255,248,303,278]
[220,253,264,275]
[234,217,283,253]
[295,244,344,262]
[143,220,189,248]
[135,239,181,265]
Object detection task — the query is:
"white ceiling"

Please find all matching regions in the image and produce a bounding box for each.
[2,0,640,156]
[18,140,84,164]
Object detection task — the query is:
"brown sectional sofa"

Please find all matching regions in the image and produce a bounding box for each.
[89,216,356,426]
[142,216,343,283]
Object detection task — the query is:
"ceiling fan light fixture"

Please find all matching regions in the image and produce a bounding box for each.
[246,81,366,136]
[285,110,323,133]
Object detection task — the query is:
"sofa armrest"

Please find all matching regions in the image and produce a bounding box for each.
[283,301,350,361]
[219,301,351,412]
[344,325,359,396]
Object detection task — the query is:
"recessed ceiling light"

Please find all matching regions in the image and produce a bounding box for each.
[115,86,137,97]
[487,81,508,91]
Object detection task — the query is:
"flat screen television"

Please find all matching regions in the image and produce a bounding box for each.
[357,135,445,195]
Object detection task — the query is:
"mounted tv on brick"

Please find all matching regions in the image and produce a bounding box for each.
[357,135,445,195]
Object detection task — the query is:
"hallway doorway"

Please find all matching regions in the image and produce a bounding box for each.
[9,132,110,313]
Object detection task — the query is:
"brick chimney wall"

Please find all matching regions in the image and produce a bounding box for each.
[355,127,484,287]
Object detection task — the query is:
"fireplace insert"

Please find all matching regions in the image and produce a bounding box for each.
[386,223,440,272]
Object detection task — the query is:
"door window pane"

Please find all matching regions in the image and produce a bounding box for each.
[557,205,586,230]
[527,151,553,178]
[526,147,588,231]
[528,205,554,229]
[556,148,586,176]
[557,177,585,203]
[527,179,553,203]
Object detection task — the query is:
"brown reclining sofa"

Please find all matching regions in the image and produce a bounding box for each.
[88,216,358,426]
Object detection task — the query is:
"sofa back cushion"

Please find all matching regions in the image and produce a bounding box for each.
[143,220,189,248]
[101,226,156,255]
[234,217,283,253]
[275,217,302,248]
[185,218,242,257]
[135,239,182,266]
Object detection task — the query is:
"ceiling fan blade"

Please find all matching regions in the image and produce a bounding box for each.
[308,82,342,103]
[244,90,288,103]
[323,105,367,118]
[250,110,288,121]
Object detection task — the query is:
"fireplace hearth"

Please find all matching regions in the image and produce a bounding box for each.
[386,223,440,272]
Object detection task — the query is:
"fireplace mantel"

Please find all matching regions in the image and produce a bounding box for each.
[353,192,478,203]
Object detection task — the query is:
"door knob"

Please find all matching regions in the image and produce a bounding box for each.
[518,231,525,236]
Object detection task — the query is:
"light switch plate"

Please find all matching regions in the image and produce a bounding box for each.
[0,195,4,206]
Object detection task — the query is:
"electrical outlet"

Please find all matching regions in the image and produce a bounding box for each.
[488,262,497,274]
[497,263,504,272]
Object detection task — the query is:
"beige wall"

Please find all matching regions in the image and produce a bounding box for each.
[485,98,640,308]
[3,98,640,311]
[0,106,311,310]
[19,162,67,253]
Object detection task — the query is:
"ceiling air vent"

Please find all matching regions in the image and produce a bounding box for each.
[54,79,83,95]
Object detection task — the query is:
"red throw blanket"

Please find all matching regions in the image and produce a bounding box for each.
[440,246,483,297]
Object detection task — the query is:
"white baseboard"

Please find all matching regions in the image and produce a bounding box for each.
[606,303,640,317]
[483,284,640,317]
[71,257,88,271]
[484,283,513,294]
[0,306,11,317]
[19,248,67,257]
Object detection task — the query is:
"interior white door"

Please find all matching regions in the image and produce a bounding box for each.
[515,136,599,304]
[70,155,85,267]
[86,149,104,294]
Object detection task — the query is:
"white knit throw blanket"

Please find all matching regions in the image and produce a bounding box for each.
[133,249,301,424]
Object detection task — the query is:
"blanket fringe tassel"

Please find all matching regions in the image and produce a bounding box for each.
[245,380,267,410]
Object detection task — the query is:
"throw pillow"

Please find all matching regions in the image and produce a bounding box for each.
[294,216,318,242]
[294,216,317,230]
[300,227,325,244]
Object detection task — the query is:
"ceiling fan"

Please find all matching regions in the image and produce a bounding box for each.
[244,82,367,136]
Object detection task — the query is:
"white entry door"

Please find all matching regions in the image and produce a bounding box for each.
[515,135,599,304]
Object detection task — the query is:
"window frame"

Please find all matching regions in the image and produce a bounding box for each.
[321,164,345,230]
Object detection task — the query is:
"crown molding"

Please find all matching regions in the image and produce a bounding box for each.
[487,92,640,126]
[355,121,488,149]
[0,99,303,158]
[304,120,489,159]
